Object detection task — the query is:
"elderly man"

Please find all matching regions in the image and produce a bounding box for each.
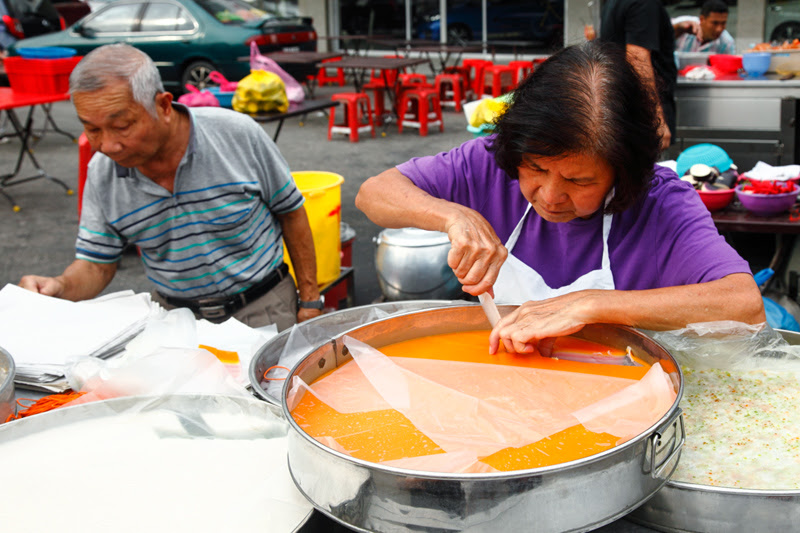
[19,43,323,331]
[673,0,735,54]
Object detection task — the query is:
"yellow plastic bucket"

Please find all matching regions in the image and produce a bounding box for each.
[284,171,345,286]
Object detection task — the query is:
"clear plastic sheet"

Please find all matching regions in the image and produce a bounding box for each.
[645,321,800,371]
[289,336,676,472]
[264,306,396,399]
[0,395,313,532]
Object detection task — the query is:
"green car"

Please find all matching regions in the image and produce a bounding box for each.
[9,0,316,91]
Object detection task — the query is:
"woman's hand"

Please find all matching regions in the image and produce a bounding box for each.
[444,210,507,296]
[488,291,599,354]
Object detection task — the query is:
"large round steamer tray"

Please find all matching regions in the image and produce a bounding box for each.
[628,328,800,532]
[281,305,685,533]
[0,346,14,423]
[249,300,469,405]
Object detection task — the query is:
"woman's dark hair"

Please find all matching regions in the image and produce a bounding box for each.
[489,40,661,213]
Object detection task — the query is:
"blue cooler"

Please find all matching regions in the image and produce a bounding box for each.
[207,86,235,108]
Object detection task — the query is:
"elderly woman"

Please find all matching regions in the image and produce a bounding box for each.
[356,41,764,355]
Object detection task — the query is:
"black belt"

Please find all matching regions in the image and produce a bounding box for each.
[160,263,289,320]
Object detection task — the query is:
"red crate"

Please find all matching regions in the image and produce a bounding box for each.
[3,56,83,95]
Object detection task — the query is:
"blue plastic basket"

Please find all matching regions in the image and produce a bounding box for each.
[675,143,733,177]
[16,47,77,59]
[207,86,234,108]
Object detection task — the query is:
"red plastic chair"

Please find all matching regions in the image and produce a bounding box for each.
[398,87,443,137]
[434,73,465,112]
[477,65,516,98]
[328,93,375,142]
[77,132,95,217]
[317,58,346,87]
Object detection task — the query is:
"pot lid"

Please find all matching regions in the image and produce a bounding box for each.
[377,228,451,247]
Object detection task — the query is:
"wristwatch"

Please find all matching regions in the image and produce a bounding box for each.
[298,298,324,310]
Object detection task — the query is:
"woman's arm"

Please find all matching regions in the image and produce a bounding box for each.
[357,168,507,295]
[489,273,765,354]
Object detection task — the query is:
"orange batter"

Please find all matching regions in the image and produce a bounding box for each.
[290,331,656,471]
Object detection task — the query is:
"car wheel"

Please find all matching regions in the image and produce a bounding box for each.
[447,24,472,45]
[770,21,800,44]
[181,60,216,91]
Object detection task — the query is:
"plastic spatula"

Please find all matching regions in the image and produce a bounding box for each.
[478,292,501,327]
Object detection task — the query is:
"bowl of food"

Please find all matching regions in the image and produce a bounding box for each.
[736,181,799,216]
[697,185,735,212]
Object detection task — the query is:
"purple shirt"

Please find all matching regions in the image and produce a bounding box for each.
[397,137,751,290]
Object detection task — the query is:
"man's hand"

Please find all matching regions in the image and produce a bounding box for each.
[674,19,702,40]
[297,307,322,323]
[18,275,65,297]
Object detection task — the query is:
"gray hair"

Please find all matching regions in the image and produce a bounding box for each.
[69,43,165,118]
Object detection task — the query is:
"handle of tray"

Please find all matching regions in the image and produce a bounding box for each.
[647,409,685,480]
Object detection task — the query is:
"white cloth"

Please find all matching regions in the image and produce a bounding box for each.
[494,197,616,304]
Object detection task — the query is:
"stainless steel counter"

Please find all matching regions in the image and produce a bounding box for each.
[671,74,800,170]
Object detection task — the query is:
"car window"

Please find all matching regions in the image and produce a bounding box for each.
[194,0,271,25]
[83,2,141,32]
[6,0,60,18]
[139,2,193,31]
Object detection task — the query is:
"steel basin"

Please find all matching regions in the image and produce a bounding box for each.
[628,329,800,533]
[249,300,470,406]
[281,305,685,533]
[0,347,15,423]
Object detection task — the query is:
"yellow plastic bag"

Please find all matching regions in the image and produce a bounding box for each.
[232,69,289,114]
[468,97,509,128]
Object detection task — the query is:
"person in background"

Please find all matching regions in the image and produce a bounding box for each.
[0,1,15,58]
[599,0,677,150]
[19,43,323,331]
[356,41,764,356]
[673,0,735,54]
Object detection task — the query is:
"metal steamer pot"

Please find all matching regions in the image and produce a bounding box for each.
[374,228,465,301]
[0,347,15,423]
[280,305,685,533]
[628,329,800,533]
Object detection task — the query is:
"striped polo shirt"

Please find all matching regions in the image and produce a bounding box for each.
[77,104,304,300]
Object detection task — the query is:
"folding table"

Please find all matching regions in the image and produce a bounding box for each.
[250,99,340,142]
[0,88,74,212]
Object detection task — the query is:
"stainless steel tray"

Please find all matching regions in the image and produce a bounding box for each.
[0,346,15,423]
[628,329,800,532]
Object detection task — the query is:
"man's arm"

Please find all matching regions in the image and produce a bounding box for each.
[19,259,117,301]
[626,43,671,150]
[277,206,322,322]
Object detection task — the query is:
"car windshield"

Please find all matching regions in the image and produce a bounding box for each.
[194,0,272,24]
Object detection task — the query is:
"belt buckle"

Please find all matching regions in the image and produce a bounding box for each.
[197,304,228,320]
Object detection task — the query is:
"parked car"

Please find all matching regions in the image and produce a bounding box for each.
[50,0,92,26]
[1,0,64,46]
[415,0,563,46]
[8,0,316,91]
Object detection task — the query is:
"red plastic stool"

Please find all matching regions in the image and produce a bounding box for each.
[444,65,472,99]
[77,132,96,217]
[328,93,375,142]
[317,58,346,87]
[434,73,465,112]
[362,82,388,125]
[398,87,443,137]
[478,64,516,97]
[462,58,492,98]
[508,60,534,85]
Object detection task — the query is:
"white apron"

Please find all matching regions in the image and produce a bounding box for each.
[494,197,616,305]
